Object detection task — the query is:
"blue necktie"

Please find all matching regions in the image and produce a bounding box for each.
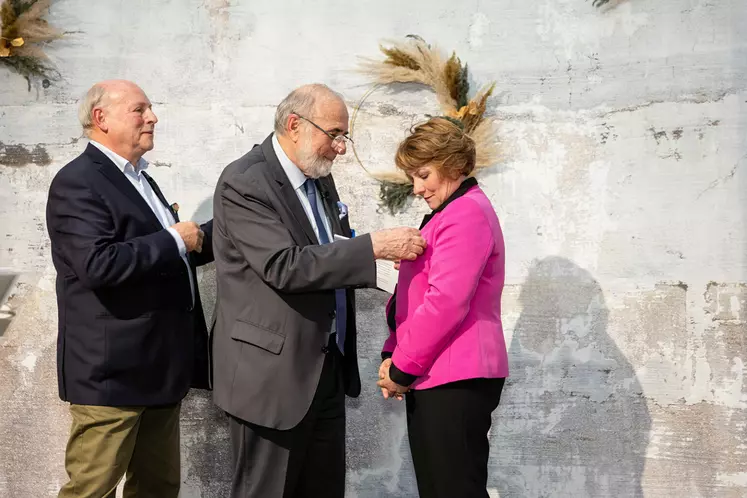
[303,179,347,354]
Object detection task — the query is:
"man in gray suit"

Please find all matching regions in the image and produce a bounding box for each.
[212,83,425,497]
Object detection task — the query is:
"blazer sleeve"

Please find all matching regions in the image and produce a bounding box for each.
[46,170,182,290]
[191,219,215,267]
[391,199,495,378]
[218,174,377,293]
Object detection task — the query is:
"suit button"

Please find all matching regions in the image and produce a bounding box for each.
[329,310,336,319]
[321,345,330,354]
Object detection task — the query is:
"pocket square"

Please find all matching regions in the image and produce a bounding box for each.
[337,201,348,220]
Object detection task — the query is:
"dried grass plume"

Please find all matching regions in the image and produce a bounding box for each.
[1,0,63,88]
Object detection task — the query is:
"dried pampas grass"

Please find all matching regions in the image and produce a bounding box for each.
[471,118,500,171]
[359,36,456,112]
[1,0,62,88]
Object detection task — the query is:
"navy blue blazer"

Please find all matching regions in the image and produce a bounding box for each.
[46,144,214,406]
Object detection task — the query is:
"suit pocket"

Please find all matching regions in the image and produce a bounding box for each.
[230,320,285,355]
[103,313,156,379]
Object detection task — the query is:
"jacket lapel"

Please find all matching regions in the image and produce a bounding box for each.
[260,136,319,245]
[86,144,163,232]
[317,176,346,238]
[142,170,197,267]
[142,171,180,222]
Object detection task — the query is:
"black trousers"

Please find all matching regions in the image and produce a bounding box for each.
[406,377,505,498]
[228,337,345,498]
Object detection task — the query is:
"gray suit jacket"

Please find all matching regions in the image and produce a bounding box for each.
[212,135,377,430]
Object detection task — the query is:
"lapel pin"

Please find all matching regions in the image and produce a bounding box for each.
[336,201,348,220]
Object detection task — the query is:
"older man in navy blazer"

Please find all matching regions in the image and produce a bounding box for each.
[46,80,213,498]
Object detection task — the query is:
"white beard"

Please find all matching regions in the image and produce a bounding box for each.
[298,131,334,179]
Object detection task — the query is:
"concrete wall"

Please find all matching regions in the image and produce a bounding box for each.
[1,0,746,496]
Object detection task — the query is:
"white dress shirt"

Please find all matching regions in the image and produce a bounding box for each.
[90,140,195,304]
[271,135,333,242]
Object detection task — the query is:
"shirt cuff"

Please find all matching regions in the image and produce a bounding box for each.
[389,361,418,387]
[166,227,187,256]
[381,351,393,361]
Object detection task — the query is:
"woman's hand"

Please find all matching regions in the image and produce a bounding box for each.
[378,359,395,399]
[378,358,407,400]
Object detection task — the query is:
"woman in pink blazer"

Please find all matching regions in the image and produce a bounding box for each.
[377,117,508,498]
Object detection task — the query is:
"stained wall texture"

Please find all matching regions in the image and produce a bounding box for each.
[1,0,746,496]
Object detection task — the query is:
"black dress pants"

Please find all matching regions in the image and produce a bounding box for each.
[228,336,345,498]
[406,377,505,498]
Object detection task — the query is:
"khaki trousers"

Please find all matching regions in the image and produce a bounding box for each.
[58,403,181,498]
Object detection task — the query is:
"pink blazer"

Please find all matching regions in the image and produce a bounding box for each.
[383,185,509,390]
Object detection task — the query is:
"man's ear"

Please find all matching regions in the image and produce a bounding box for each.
[287,114,302,143]
[92,107,108,133]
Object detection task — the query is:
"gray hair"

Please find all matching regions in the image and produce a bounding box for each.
[273,83,343,136]
[78,84,109,137]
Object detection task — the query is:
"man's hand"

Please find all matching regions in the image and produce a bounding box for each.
[378,358,407,400]
[171,221,204,253]
[371,228,426,261]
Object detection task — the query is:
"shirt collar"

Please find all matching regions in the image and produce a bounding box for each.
[271,134,307,191]
[89,140,148,175]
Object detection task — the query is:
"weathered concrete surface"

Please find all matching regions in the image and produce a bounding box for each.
[1,0,746,496]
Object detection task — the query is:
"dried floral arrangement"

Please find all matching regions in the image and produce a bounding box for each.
[352,35,499,214]
[0,0,62,88]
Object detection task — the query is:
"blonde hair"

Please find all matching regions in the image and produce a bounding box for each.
[395,117,476,179]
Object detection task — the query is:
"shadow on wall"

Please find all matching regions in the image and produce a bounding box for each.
[490,257,650,498]
[0,271,19,337]
[193,196,215,226]
[0,306,15,337]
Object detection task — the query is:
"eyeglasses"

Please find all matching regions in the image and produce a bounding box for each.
[292,112,354,148]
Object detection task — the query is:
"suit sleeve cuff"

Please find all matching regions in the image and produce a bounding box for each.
[389,361,418,387]
[166,227,187,256]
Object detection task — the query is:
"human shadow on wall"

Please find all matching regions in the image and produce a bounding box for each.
[179,195,233,497]
[489,257,650,498]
